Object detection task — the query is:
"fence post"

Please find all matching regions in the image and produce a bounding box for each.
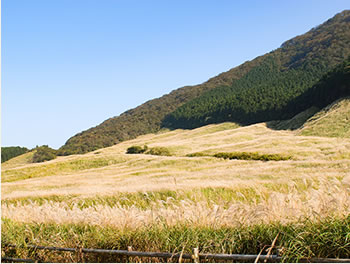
[193,248,199,263]
[76,246,84,263]
[127,246,133,262]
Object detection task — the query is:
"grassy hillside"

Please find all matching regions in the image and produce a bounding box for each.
[2,117,350,262]
[59,10,350,155]
[300,97,350,137]
[3,119,350,202]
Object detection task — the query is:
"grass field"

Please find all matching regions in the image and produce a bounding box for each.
[2,101,350,262]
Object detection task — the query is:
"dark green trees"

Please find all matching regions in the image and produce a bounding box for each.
[32,145,57,163]
[1,147,29,163]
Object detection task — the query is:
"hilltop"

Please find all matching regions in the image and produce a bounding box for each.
[58,10,350,155]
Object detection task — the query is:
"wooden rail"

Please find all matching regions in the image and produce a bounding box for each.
[2,243,350,263]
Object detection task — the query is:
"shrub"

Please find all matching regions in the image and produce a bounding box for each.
[146,147,171,156]
[213,152,292,161]
[32,145,57,163]
[186,152,208,157]
[126,145,148,154]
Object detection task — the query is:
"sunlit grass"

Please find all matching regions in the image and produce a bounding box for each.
[2,156,128,183]
[2,216,350,262]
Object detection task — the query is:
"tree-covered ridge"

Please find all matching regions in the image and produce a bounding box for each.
[163,11,350,128]
[57,44,263,155]
[1,147,29,163]
[59,10,350,155]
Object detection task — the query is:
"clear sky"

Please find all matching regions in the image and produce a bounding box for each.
[2,0,349,149]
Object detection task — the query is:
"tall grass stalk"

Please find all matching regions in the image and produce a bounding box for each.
[2,178,349,228]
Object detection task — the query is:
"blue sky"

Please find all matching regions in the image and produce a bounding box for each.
[2,0,349,149]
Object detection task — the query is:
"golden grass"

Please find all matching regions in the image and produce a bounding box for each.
[2,177,349,228]
[2,122,350,198]
[2,121,350,230]
[300,97,350,137]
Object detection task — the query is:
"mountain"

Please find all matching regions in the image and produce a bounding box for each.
[57,44,264,155]
[59,10,350,155]
[163,12,350,128]
[267,56,350,131]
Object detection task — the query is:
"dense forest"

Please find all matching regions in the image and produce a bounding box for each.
[289,56,350,110]
[163,55,350,129]
[163,12,350,128]
[59,10,350,155]
[1,147,28,163]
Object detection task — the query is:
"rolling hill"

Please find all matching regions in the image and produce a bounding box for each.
[300,97,350,137]
[58,10,350,155]
[3,95,350,262]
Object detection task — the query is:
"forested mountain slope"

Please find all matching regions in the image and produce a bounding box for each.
[267,57,350,131]
[58,53,263,155]
[163,11,350,128]
[59,10,350,155]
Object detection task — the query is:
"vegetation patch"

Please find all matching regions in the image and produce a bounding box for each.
[126,145,148,154]
[2,216,350,263]
[213,152,292,161]
[32,145,57,163]
[146,147,171,156]
[126,145,172,156]
[187,151,292,161]
[186,152,208,157]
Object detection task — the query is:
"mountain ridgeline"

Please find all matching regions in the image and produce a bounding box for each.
[59,10,350,155]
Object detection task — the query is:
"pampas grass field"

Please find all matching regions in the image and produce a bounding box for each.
[2,121,350,262]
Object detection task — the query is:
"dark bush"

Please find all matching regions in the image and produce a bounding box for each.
[32,145,57,163]
[213,152,292,161]
[146,147,171,156]
[186,152,209,157]
[126,145,148,154]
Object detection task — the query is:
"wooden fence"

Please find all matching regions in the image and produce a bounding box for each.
[2,243,350,263]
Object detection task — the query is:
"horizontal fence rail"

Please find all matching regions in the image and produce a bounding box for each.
[2,243,350,263]
[1,256,36,263]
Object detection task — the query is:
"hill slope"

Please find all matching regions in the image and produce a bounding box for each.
[164,12,350,128]
[2,119,350,262]
[59,10,350,155]
[300,97,350,137]
[3,119,350,198]
[266,56,350,130]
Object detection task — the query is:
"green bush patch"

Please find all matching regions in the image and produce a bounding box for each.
[146,147,171,156]
[126,145,148,154]
[32,145,57,163]
[126,146,171,156]
[213,152,292,161]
